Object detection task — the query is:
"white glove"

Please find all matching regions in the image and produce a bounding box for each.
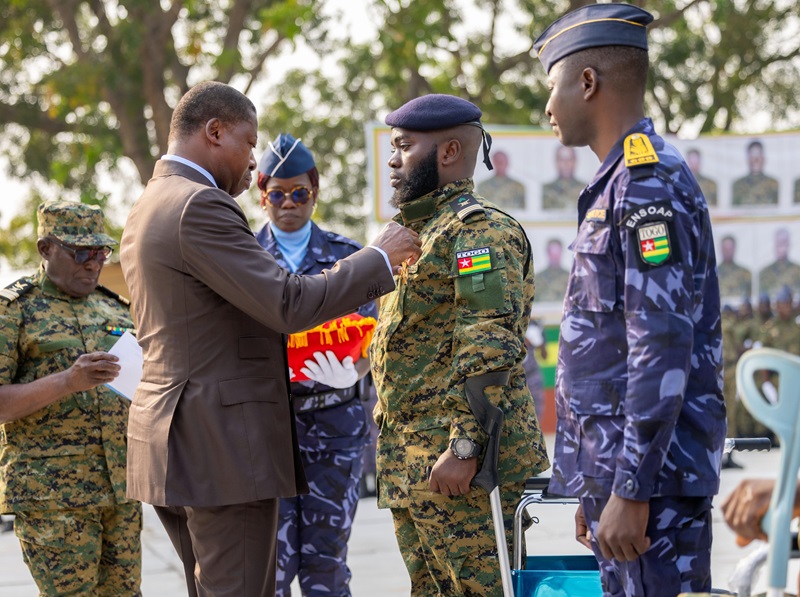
[300,350,358,389]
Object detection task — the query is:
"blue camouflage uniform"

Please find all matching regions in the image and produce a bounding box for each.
[551,118,725,594]
[256,221,375,597]
[534,4,725,595]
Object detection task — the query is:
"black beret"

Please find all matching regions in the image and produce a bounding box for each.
[533,2,653,74]
[385,94,483,130]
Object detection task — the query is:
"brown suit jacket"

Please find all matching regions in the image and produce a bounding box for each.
[120,160,393,507]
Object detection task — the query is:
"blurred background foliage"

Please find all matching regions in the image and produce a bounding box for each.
[0,0,798,269]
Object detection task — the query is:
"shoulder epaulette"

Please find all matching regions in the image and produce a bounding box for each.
[449,194,485,222]
[0,278,36,305]
[97,285,131,307]
[623,133,660,170]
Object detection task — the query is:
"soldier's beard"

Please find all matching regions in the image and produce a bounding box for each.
[390,146,440,209]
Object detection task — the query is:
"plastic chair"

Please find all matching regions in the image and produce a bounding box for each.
[736,347,800,597]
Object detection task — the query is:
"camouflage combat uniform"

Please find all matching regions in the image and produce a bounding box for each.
[475,174,526,210]
[550,119,724,595]
[759,259,800,300]
[256,221,375,597]
[0,270,142,596]
[541,177,586,211]
[731,172,779,206]
[370,179,549,596]
[717,261,752,301]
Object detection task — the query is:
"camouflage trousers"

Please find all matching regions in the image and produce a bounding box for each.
[581,496,712,597]
[15,501,142,596]
[391,480,525,597]
[276,447,364,597]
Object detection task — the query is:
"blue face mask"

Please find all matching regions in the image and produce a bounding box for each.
[270,220,312,273]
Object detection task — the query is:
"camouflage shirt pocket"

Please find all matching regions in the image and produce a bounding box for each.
[452,247,512,315]
[566,222,617,313]
[568,379,626,479]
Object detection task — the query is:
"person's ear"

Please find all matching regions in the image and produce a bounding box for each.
[440,139,461,167]
[37,239,51,261]
[205,118,222,144]
[582,67,599,100]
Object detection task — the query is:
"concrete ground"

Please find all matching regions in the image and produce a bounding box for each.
[0,436,795,596]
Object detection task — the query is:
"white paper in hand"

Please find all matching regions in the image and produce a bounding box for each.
[104,331,143,401]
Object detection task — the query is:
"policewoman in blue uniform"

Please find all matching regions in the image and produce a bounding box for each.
[534,4,724,596]
[255,133,375,597]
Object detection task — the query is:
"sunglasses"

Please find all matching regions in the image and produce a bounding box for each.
[264,185,314,207]
[49,237,113,264]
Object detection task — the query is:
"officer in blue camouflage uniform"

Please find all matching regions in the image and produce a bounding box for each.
[0,200,141,595]
[255,133,376,596]
[534,5,725,596]
[371,94,549,596]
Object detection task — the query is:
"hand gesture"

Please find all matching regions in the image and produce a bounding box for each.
[300,351,358,389]
[66,352,121,393]
[595,494,651,562]
[370,222,422,273]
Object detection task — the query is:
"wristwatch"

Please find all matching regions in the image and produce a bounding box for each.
[450,438,482,460]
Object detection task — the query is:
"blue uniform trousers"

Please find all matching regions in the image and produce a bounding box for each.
[581,496,712,597]
[276,448,364,596]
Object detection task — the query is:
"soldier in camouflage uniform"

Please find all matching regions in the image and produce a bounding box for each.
[717,235,752,301]
[255,133,375,597]
[535,5,725,596]
[0,201,141,595]
[731,140,779,206]
[758,227,800,300]
[371,94,549,595]
[686,148,717,207]
[475,150,526,210]
[541,145,587,210]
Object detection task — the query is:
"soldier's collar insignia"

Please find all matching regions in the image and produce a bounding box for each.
[624,133,659,168]
[449,194,485,222]
[585,208,607,222]
[400,196,436,224]
[637,222,671,266]
[621,201,675,230]
[456,247,492,276]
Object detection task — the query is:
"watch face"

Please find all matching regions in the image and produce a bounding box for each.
[454,438,474,457]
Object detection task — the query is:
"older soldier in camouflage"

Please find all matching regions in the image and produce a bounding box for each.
[371,94,548,596]
[731,140,779,206]
[535,5,725,596]
[0,201,141,596]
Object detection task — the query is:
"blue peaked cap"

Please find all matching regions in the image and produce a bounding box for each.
[385,94,494,170]
[533,3,653,74]
[258,133,315,179]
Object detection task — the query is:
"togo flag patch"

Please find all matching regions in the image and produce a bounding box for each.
[457,247,492,276]
[638,222,671,265]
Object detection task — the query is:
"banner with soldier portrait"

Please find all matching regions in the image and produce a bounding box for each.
[366,124,800,323]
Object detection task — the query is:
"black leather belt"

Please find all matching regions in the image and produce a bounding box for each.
[292,386,357,413]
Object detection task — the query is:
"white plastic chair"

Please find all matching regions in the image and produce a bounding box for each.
[736,347,800,597]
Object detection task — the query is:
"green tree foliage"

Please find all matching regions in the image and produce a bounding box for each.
[0,0,322,265]
[1,0,799,262]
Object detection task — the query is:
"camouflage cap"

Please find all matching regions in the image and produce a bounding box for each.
[37,200,117,247]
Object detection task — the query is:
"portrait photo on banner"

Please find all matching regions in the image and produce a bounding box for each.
[366,124,800,320]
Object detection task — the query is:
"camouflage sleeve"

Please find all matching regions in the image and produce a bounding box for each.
[0,301,22,385]
[445,216,528,443]
[613,174,700,501]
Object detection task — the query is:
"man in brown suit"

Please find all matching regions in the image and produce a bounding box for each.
[119,81,420,597]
